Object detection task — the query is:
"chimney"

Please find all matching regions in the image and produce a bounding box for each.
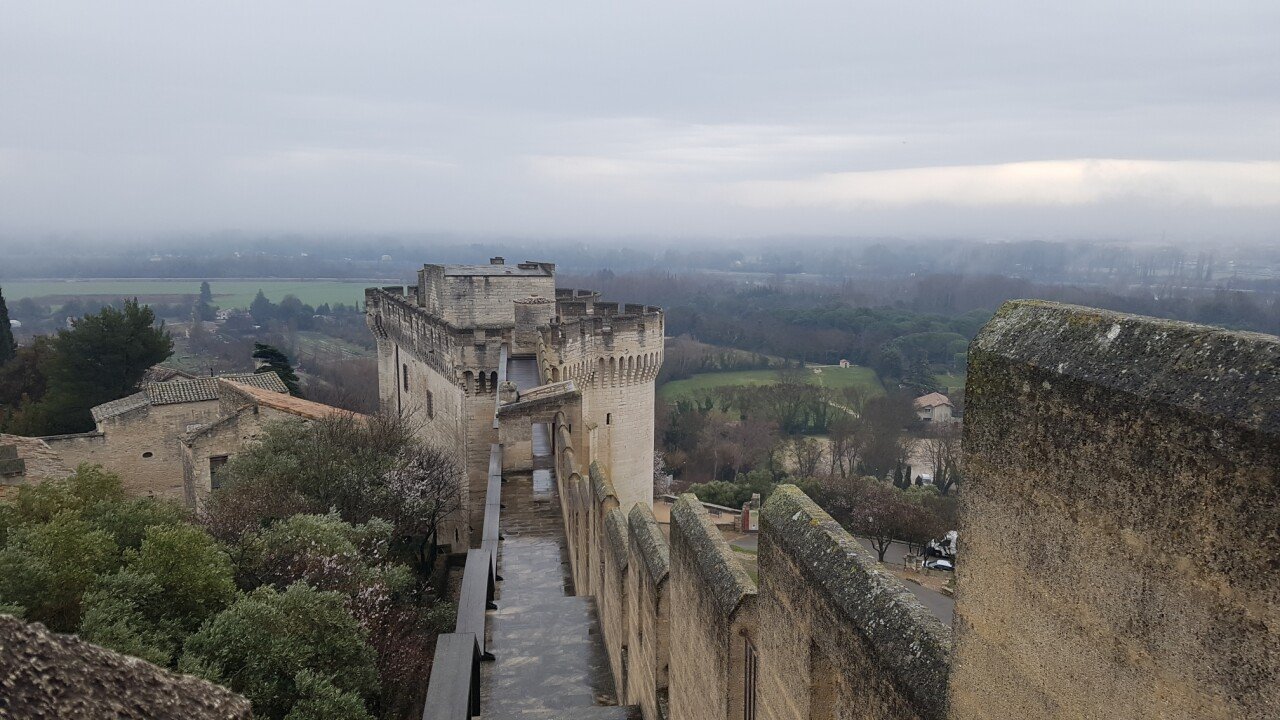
[490,256,505,265]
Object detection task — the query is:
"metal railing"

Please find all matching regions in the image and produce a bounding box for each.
[422,443,503,719]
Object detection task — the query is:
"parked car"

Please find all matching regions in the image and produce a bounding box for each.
[924,558,954,572]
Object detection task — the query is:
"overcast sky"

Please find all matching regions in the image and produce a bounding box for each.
[2,1,1278,242]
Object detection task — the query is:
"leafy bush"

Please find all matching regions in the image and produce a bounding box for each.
[180,583,380,720]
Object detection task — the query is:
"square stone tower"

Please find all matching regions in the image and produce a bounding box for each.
[366,258,663,548]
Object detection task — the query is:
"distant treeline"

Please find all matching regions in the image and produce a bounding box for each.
[566,269,1280,385]
[4,237,1278,291]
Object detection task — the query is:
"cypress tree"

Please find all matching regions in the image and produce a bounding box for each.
[0,287,17,365]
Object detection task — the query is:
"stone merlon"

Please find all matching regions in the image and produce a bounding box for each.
[762,485,952,714]
[973,300,1280,434]
[0,615,252,719]
[670,494,756,617]
[628,503,670,585]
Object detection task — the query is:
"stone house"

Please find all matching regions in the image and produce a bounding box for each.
[39,373,289,502]
[180,380,364,507]
[913,391,954,423]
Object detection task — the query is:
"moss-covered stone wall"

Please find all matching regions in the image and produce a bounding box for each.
[955,300,1280,719]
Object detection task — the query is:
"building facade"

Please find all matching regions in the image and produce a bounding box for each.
[365,258,663,548]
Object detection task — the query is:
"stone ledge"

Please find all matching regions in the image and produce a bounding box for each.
[589,461,619,506]
[973,300,1280,434]
[670,494,756,617]
[761,486,951,715]
[604,507,630,571]
[627,503,669,585]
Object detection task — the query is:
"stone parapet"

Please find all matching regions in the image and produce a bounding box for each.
[0,615,252,719]
[758,485,951,720]
[956,300,1280,720]
[669,495,758,720]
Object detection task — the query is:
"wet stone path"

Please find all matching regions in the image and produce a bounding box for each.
[478,473,635,719]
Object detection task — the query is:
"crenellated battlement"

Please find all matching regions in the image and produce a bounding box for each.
[366,259,665,549]
[536,300,1279,720]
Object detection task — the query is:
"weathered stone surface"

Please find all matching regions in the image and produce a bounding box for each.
[591,460,619,506]
[0,614,251,719]
[628,503,670,586]
[604,507,630,572]
[955,300,1280,720]
[625,502,670,720]
[970,299,1279,433]
[668,495,757,720]
[669,494,755,618]
[758,485,951,720]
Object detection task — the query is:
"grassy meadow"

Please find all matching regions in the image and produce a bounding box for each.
[0,279,389,310]
[659,364,886,401]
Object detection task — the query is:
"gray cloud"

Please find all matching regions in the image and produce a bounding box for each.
[1,1,1278,241]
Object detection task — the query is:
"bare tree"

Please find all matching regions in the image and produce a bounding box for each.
[792,436,826,478]
[828,416,870,478]
[830,479,939,563]
[922,424,962,495]
[383,442,464,574]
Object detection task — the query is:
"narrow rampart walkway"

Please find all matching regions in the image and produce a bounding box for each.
[479,474,633,719]
[478,355,635,719]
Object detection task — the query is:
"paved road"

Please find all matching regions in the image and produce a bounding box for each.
[857,538,954,626]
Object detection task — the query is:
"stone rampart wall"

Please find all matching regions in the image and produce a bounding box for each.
[758,487,951,720]
[555,419,949,720]
[955,301,1280,720]
[668,495,758,720]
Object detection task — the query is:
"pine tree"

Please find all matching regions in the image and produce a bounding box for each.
[0,287,15,365]
[27,300,173,434]
[252,343,301,396]
[249,290,276,325]
[196,281,216,321]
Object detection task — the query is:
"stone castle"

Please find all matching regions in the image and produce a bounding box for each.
[364,257,664,545]
[368,262,1276,720]
[7,261,1272,719]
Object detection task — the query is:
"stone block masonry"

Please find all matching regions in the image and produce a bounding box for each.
[555,421,950,720]
[546,298,1276,720]
[378,262,1277,719]
[366,259,663,554]
[956,300,1280,720]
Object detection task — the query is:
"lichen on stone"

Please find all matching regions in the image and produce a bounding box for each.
[628,502,670,584]
[671,494,756,617]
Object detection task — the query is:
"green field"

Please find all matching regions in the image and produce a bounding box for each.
[933,372,967,394]
[659,364,885,401]
[0,279,392,310]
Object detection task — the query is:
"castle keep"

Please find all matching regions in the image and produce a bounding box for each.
[364,258,664,545]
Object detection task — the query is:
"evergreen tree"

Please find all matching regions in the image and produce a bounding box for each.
[196,281,216,321]
[249,290,276,324]
[253,343,302,396]
[23,300,173,434]
[0,287,15,365]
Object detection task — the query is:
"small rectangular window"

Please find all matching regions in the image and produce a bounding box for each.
[402,364,410,392]
[606,413,612,425]
[209,455,230,489]
[427,390,434,419]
